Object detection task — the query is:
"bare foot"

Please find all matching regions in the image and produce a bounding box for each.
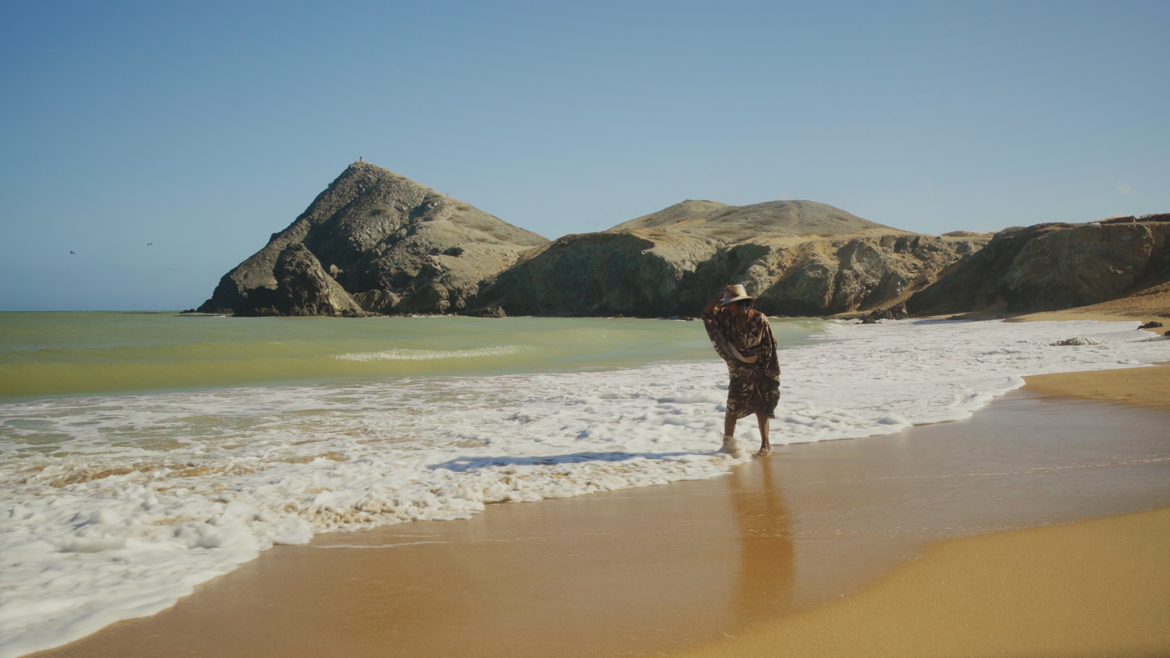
[753,445,772,458]
[719,436,749,459]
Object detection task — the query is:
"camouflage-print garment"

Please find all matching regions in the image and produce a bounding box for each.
[703,307,781,419]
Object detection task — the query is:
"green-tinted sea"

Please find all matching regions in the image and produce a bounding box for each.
[0,312,825,400]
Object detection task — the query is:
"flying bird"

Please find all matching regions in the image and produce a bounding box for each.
[148,243,152,246]
[70,251,75,255]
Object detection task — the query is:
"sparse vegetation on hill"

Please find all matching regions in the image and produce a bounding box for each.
[613,199,888,242]
[197,163,1168,319]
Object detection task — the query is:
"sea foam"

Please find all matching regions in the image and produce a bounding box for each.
[0,318,1167,657]
[332,345,527,361]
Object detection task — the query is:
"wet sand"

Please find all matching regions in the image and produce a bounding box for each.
[34,377,1170,658]
[678,363,1170,658]
[680,507,1170,658]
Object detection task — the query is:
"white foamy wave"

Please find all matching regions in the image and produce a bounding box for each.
[332,345,526,361]
[0,319,1167,656]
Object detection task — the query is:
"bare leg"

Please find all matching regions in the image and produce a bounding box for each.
[754,412,771,458]
[723,411,737,439]
[719,411,745,456]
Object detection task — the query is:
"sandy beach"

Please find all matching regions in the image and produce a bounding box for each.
[678,361,1170,658]
[31,355,1170,657]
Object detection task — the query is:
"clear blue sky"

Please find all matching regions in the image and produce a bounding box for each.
[2,0,1167,311]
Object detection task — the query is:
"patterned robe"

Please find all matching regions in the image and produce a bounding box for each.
[703,307,781,419]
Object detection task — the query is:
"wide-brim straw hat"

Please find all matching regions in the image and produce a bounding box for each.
[718,284,755,306]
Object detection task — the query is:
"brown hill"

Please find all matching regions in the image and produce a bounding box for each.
[612,199,890,242]
[471,198,984,317]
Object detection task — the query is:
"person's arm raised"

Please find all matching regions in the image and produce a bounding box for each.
[702,292,722,319]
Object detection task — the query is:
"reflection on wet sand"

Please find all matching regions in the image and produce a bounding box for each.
[729,458,796,621]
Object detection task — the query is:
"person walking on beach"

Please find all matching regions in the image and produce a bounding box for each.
[702,284,781,458]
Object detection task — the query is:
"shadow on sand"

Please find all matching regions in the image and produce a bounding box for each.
[429,451,700,472]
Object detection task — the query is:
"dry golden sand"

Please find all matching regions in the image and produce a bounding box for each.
[932,281,1170,328]
[1025,362,1170,412]
[1063,280,1170,319]
[1011,281,1170,323]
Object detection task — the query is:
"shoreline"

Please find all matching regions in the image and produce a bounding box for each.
[32,361,1170,657]
[673,362,1170,657]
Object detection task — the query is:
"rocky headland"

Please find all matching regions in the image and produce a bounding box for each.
[198,162,548,316]
[198,163,1169,320]
[232,243,367,317]
[906,215,1170,316]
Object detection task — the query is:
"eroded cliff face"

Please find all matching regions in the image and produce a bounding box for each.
[198,162,548,315]
[235,244,366,317]
[471,230,721,316]
[907,218,1170,315]
[752,233,984,316]
[473,228,987,317]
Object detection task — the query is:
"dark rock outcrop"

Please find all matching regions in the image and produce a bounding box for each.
[1051,337,1102,346]
[907,221,1170,315]
[235,244,366,317]
[199,162,547,315]
[861,302,909,323]
[471,229,719,316]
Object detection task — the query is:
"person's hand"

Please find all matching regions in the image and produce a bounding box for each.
[703,289,726,316]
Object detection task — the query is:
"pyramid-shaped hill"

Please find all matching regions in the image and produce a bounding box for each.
[612,199,890,242]
[199,162,548,315]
